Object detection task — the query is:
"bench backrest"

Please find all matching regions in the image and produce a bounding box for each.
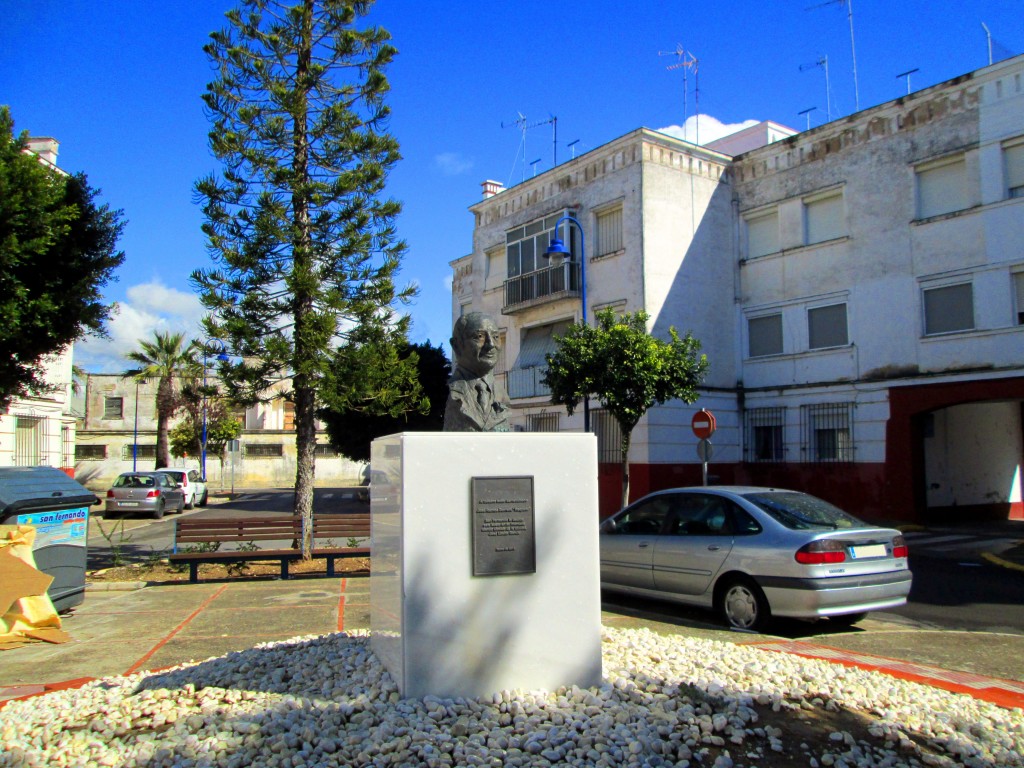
[174,513,371,549]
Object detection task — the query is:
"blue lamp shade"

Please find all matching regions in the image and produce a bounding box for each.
[215,353,230,362]
[544,236,571,258]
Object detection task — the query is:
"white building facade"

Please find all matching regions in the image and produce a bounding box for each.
[452,54,1024,523]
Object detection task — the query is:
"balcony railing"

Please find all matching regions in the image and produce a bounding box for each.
[507,367,551,400]
[503,261,580,313]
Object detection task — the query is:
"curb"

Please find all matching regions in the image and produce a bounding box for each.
[85,581,147,591]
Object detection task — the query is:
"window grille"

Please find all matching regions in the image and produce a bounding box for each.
[62,425,75,468]
[744,407,785,462]
[808,303,849,349]
[14,416,46,466]
[76,444,107,460]
[748,314,783,357]
[245,443,284,458]
[122,444,157,461]
[527,413,559,432]
[595,206,623,256]
[801,403,854,463]
[315,444,338,457]
[592,409,623,464]
[923,283,974,335]
[103,397,124,419]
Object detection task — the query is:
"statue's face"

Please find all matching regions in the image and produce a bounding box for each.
[454,316,501,377]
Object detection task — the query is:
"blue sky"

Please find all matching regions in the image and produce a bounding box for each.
[3,1,1020,372]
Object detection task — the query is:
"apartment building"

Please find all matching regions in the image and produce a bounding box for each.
[452,54,1024,523]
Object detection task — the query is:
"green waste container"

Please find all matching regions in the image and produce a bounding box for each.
[0,466,98,612]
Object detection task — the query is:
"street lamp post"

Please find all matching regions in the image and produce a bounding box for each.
[200,341,229,481]
[543,215,590,432]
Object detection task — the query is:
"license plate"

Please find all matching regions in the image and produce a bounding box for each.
[850,544,886,559]
[119,502,139,507]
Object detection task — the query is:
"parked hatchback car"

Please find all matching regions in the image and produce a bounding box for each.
[155,469,208,509]
[600,486,912,631]
[105,472,185,519]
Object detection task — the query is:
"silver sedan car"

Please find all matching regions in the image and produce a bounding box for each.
[600,486,912,631]
[104,472,185,519]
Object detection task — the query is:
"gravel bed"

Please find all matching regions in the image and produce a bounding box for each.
[1,627,1021,767]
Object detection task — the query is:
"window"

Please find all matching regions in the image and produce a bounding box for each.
[917,155,967,218]
[744,407,785,462]
[745,209,779,258]
[802,403,853,463]
[595,206,623,257]
[315,444,338,457]
[1014,272,1024,325]
[121,444,156,461]
[606,494,671,535]
[14,416,46,466]
[283,401,295,431]
[508,321,570,399]
[923,283,974,335]
[527,413,559,432]
[804,191,845,245]
[808,303,848,349]
[592,409,623,464]
[1005,141,1024,199]
[748,314,783,357]
[506,212,575,278]
[103,397,124,419]
[245,443,284,458]
[485,246,504,285]
[75,444,106,461]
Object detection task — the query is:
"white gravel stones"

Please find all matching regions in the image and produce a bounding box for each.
[0,626,1021,768]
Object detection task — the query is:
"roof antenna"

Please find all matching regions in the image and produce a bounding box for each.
[896,68,919,95]
[658,44,701,145]
[798,107,817,130]
[807,0,859,113]
[799,55,833,122]
[501,113,558,184]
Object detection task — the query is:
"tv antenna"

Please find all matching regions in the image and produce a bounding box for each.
[807,0,859,113]
[799,55,833,122]
[896,68,919,95]
[798,107,817,130]
[658,44,700,144]
[501,113,558,184]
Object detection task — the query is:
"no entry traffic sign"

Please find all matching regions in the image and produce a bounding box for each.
[691,409,716,440]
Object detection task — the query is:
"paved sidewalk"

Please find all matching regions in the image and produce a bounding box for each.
[3,577,1023,711]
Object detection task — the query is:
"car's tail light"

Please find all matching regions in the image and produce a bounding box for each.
[892,535,908,559]
[106,490,115,498]
[795,539,847,564]
[146,490,160,499]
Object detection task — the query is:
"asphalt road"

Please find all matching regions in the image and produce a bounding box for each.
[87,488,1024,636]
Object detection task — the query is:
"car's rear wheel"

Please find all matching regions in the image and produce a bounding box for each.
[198,489,208,507]
[151,501,165,520]
[829,611,868,627]
[718,576,771,632]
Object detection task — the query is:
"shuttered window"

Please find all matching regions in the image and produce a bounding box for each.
[808,303,848,349]
[924,283,974,335]
[1014,272,1024,325]
[595,206,623,256]
[1005,142,1024,198]
[917,156,967,218]
[746,210,779,258]
[103,397,124,419]
[748,314,783,357]
[804,191,845,245]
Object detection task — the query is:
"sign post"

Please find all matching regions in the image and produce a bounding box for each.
[691,409,717,486]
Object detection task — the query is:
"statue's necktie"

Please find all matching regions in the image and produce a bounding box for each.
[476,381,490,411]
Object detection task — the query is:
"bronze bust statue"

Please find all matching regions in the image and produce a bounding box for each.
[444,312,510,432]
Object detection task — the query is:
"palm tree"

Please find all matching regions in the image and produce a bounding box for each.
[124,331,199,469]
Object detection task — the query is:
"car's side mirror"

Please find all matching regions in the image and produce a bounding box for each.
[600,518,617,534]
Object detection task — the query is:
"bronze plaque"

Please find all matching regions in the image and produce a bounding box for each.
[471,476,536,577]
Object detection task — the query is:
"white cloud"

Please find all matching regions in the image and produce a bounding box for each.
[655,114,760,146]
[75,281,205,373]
[434,151,474,176]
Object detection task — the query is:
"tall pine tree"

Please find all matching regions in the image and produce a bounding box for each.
[194,1,412,556]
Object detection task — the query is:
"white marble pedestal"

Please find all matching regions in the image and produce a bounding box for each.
[369,432,602,700]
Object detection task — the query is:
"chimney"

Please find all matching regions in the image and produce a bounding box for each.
[481,179,505,199]
[26,137,59,168]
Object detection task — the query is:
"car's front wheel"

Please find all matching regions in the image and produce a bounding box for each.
[718,576,771,632]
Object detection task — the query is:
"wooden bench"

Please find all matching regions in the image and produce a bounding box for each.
[168,513,370,583]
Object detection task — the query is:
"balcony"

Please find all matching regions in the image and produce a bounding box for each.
[503,261,580,314]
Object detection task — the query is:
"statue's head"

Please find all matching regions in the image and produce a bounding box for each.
[451,312,501,378]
